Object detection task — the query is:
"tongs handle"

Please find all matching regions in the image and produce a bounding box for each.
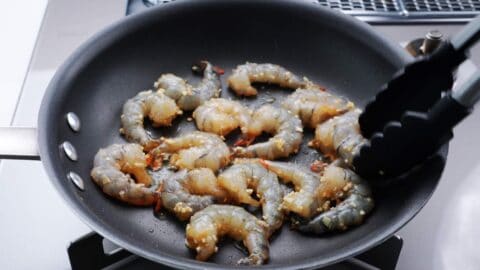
[451,15,480,53]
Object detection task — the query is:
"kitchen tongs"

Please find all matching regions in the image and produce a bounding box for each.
[353,16,480,180]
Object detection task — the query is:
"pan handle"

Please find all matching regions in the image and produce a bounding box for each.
[0,127,40,160]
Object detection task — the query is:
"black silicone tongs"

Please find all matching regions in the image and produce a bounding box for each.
[353,16,480,180]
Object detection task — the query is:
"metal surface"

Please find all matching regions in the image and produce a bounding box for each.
[66,112,81,132]
[61,141,78,161]
[0,127,39,160]
[452,70,480,107]
[451,13,480,51]
[314,0,480,23]
[32,0,447,269]
[67,171,85,191]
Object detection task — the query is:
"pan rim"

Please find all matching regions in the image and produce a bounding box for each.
[37,0,439,269]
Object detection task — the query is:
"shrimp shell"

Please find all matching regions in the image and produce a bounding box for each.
[282,88,353,129]
[298,163,374,234]
[154,61,222,111]
[149,131,231,173]
[120,90,181,150]
[158,169,215,221]
[260,160,321,218]
[228,63,310,96]
[91,144,157,206]
[234,105,303,160]
[192,98,252,137]
[186,205,269,265]
[311,109,368,165]
[218,159,284,235]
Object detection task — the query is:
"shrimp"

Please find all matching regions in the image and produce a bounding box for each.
[185,205,269,265]
[228,62,312,96]
[154,61,222,111]
[298,163,374,234]
[259,160,321,218]
[192,98,252,137]
[157,169,215,221]
[91,144,158,206]
[234,105,303,160]
[282,88,353,129]
[148,131,231,172]
[310,109,368,165]
[218,159,284,235]
[120,90,182,151]
[180,168,229,202]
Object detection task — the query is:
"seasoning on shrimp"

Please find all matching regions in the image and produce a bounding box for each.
[91,143,158,206]
[192,98,253,137]
[228,62,313,96]
[120,90,182,151]
[148,131,231,172]
[185,205,270,265]
[310,109,367,165]
[298,162,374,234]
[218,159,284,235]
[154,61,222,111]
[234,105,303,160]
[282,88,353,129]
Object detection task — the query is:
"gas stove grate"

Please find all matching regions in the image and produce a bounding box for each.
[315,0,479,22]
[129,0,479,23]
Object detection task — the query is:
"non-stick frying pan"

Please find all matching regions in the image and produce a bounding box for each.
[0,0,447,269]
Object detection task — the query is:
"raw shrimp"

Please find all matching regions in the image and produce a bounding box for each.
[181,168,229,202]
[154,61,222,111]
[298,163,374,234]
[234,105,303,160]
[310,109,368,165]
[282,88,353,129]
[91,144,157,206]
[186,205,269,265]
[158,169,215,221]
[228,62,311,96]
[218,159,284,234]
[148,131,231,172]
[192,98,252,137]
[259,160,321,218]
[120,90,182,150]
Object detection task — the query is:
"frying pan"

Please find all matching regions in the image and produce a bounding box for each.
[0,0,447,269]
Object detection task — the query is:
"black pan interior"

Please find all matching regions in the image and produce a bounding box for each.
[38,1,446,269]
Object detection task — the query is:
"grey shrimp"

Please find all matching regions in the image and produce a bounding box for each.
[218,159,284,235]
[234,105,303,160]
[282,88,354,129]
[228,62,312,96]
[259,159,321,218]
[154,61,222,111]
[186,205,269,265]
[192,98,252,137]
[310,109,368,165]
[298,162,374,234]
[148,131,231,172]
[120,90,182,151]
[91,144,158,206]
[157,169,215,221]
